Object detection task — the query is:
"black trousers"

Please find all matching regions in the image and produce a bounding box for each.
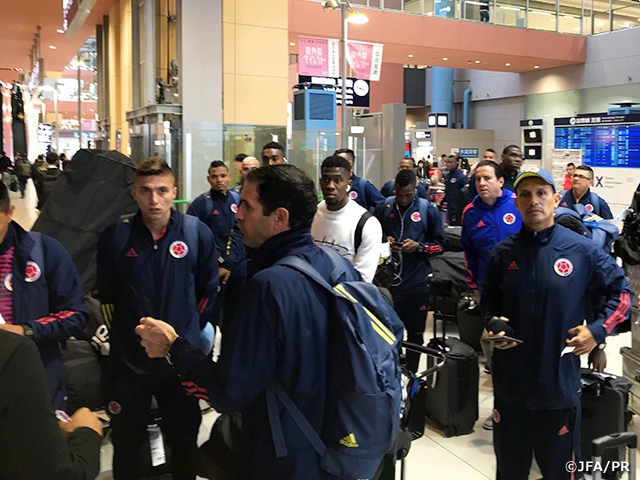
[392,289,429,373]
[493,398,579,480]
[108,366,201,480]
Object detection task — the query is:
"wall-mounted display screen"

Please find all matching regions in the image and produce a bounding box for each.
[524,146,542,160]
[554,124,640,168]
[524,128,542,143]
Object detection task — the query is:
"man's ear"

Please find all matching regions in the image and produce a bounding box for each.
[272,207,290,232]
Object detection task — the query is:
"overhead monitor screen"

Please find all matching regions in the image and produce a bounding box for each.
[524,128,542,143]
[554,124,640,168]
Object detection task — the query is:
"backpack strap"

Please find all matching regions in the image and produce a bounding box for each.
[417,197,430,234]
[228,189,240,205]
[114,214,136,258]
[589,191,601,214]
[182,214,200,265]
[29,232,44,274]
[354,211,373,254]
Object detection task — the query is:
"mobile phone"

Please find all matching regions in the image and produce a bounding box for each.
[55,410,71,422]
[392,242,403,247]
[486,335,523,345]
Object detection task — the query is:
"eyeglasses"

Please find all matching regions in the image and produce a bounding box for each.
[571,174,592,180]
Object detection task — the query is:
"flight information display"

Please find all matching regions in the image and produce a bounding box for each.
[554,123,640,168]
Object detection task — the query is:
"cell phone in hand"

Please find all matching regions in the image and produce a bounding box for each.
[486,335,523,345]
[392,242,403,247]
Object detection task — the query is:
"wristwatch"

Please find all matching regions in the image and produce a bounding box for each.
[597,343,606,350]
[22,324,34,340]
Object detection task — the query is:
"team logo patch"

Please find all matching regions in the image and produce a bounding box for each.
[585,203,594,213]
[411,212,422,223]
[503,213,516,225]
[108,401,122,416]
[348,191,358,200]
[524,166,540,173]
[230,203,238,214]
[554,258,573,277]
[4,274,12,292]
[450,178,457,183]
[169,241,189,259]
[25,261,41,283]
[493,409,501,424]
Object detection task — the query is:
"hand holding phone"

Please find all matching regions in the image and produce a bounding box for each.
[486,335,523,345]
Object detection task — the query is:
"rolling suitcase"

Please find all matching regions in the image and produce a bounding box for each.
[425,316,479,437]
[592,433,636,480]
[581,368,632,479]
[456,293,483,352]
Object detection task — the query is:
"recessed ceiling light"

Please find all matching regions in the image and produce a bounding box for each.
[443,57,448,61]
[505,63,511,66]
[56,29,65,34]
[408,54,414,58]
[534,65,540,69]
[475,60,480,64]
[49,45,57,49]
[289,42,295,46]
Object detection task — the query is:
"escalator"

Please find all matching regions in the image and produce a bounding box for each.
[11,83,27,156]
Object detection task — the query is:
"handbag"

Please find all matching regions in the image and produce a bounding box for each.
[9,175,18,192]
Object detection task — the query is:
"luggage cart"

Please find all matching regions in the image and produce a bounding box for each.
[376,341,447,480]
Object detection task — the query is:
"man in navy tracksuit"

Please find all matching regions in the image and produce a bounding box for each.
[375,169,444,372]
[188,160,244,325]
[380,157,429,200]
[443,155,469,223]
[334,148,385,210]
[135,165,365,479]
[98,157,219,480]
[559,165,613,219]
[482,168,632,480]
[0,182,87,411]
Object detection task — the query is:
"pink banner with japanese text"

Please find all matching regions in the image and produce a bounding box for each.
[347,41,383,81]
[298,37,339,77]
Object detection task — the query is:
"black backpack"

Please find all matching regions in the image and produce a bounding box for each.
[615,192,640,265]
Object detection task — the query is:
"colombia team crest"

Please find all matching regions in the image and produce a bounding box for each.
[585,204,594,213]
[554,258,573,277]
[4,274,12,292]
[230,203,238,214]
[411,212,421,223]
[25,261,41,282]
[503,213,516,225]
[348,191,358,200]
[169,241,189,259]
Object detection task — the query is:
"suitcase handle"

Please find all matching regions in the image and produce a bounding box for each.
[402,341,447,381]
[592,432,637,457]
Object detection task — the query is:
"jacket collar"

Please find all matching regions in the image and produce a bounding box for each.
[247,227,316,278]
[209,188,230,199]
[520,223,555,244]
[132,208,178,232]
[473,189,514,210]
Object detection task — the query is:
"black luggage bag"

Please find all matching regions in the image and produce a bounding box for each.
[580,369,632,479]
[425,317,479,437]
[443,226,463,252]
[456,292,483,352]
[429,252,467,323]
[62,338,106,413]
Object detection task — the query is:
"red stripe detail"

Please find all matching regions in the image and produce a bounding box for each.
[197,298,209,315]
[463,253,477,290]
[603,291,631,334]
[35,310,77,325]
[461,202,474,223]
[424,244,443,254]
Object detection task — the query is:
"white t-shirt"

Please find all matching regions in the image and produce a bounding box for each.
[311,199,383,283]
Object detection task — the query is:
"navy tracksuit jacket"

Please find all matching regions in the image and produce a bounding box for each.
[349,174,385,210]
[167,228,362,480]
[559,188,613,219]
[2,222,87,410]
[460,190,522,292]
[443,168,469,222]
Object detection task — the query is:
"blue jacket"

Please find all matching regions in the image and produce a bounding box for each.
[468,171,517,201]
[559,188,613,219]
[350,174,385,210]
[374,197,444,294]
[97,209,219,377]
[167,228,361,480]
[482,224,632,409]
[187,189,245,272]
[380,180,428,200]
[444,168,469,221]
[5,222,88,410]
[461,190,521,292]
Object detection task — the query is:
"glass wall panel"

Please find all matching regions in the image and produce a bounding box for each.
[611,0,640,30]
[527,5,559,31]
[404,0,424,13]
[494,1,526,26]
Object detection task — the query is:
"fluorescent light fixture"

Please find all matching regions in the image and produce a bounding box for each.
[574,27,581,31]
[505,63,511,66]
[499,6,521,11]
[531,10,551,15]
[49,45,57,49]
[465,1,484,5]
[534,65,540,68]
[56,29,65,33]
[475,60,480,63]
[443,57,448,60]
[351,125,365,134]
[563,15,575,19]
[408,54,414,58]
[290,42,295,46]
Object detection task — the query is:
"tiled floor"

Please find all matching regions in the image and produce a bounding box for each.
[14,184,638,479]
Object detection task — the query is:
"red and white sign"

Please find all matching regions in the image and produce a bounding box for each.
[411,212,422,223]
[554,258,574,277]
[298,37,339,77]
[169,241,189,259]
[25,261,41,283]
[347,41,384,81]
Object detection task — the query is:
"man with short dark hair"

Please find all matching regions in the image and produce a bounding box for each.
[136,165,366,479]
[559,165,613,219]
[563,162,575,191]
[375,169,444,372]
[500,145,523,193]
[36,152,62,210]
[443,155,468,223]
[98,157,219,479]
[261,141,286,166]
[467,149,498,201]
[380,158,429,200]
[0,180,88,411]
[482,167,632,480]
[311,155,382,282]
[334,148,385,210]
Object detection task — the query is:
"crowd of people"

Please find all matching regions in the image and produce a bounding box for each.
[0,141,632,480]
